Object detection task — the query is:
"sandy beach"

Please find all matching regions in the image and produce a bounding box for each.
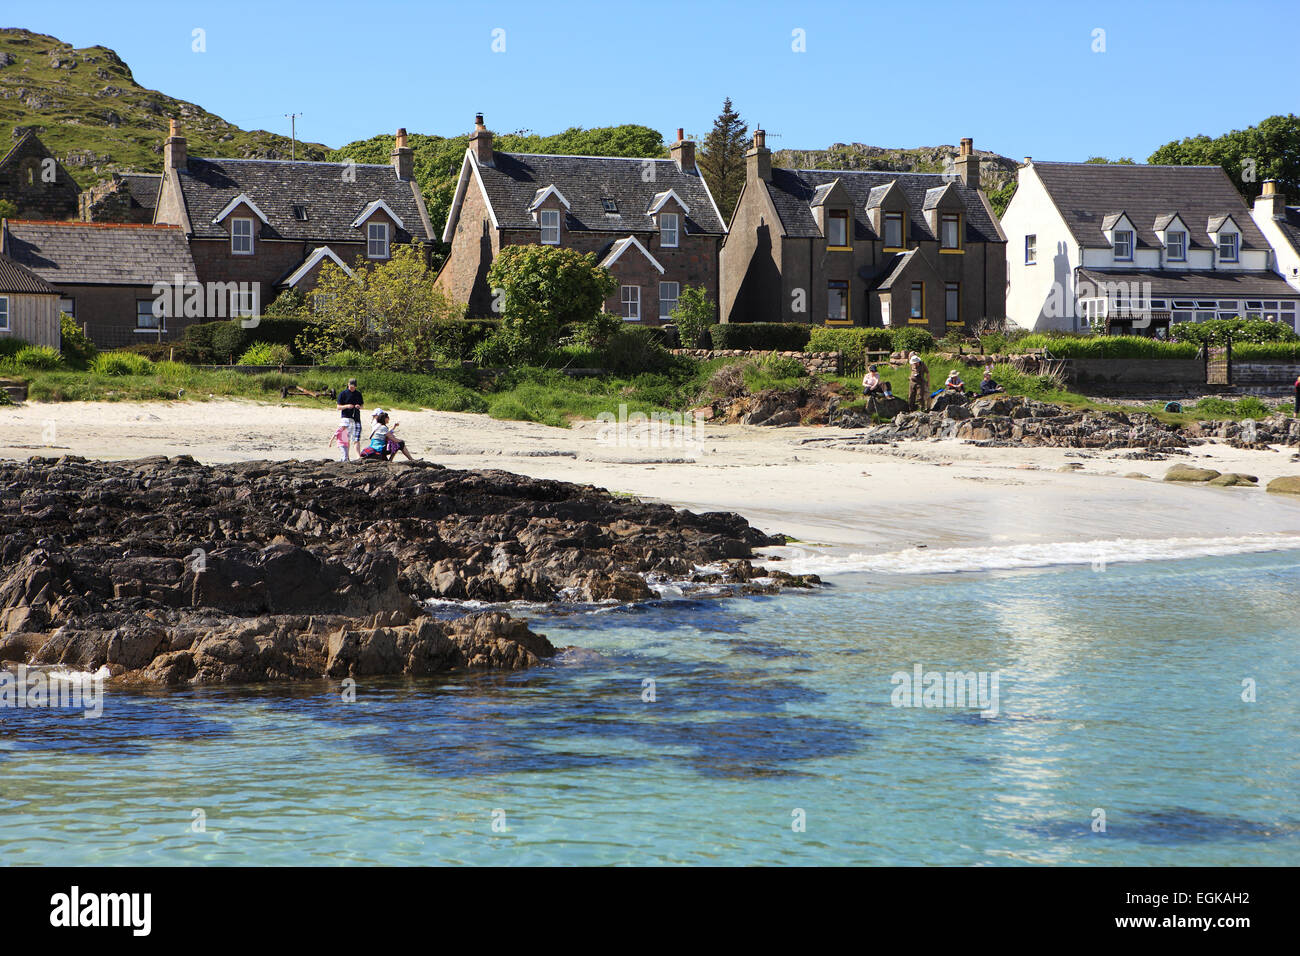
[4,398,1300,562]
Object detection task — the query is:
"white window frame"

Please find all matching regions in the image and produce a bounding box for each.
[660,213,679,248]
[659,281,679,320]
[1113,230,1133,261]
[367,221,390,259]
[884,212,904,249]
[231,217,254,255]
[1167,231,1186,261]
[620,285,640,321]
[58,297,75,318]
[540,209,561,245]
[1025,234,1037,264]
[941,213,960,249]
[1219,232,1239,262]
[136,298,163,331]
[0,295,8,332]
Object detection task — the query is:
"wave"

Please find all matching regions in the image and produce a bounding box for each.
[757,534,1300,577]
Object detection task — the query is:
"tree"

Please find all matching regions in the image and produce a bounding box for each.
[0,199,17,219]
[485,245,616,363]
[299,244,463,369]
[988,180,1017,218]
[1148,114,1300,199]
[1083,156,1136,164]
[669,285,714,348]
[698,98,748,224]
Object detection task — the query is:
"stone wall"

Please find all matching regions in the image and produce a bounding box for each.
[1066,358,1205,387]
[1233,361,1300,386]
[670,348,843,376]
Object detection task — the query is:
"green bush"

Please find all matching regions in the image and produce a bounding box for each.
[243,316,312,357]
[572,311,623,349]
[1232,342,1300,361]
[237,342,294,366]
[91,352,156,376]
[0,337,30,359]
[1172,318,1300,347]
[59,314,97,369]
[210,322,249,363]
[670,286,715,348]
[118,342,181,363]
[1193,395,1272,419]
[432,319,501,363]
[1017,334,1197,359]
[14,345,64,370]
[181,322,219,363]
[806,328,894,373]
[709,322,811,351]
[599,327,680,376]
[321,349,376,368]
[757,355,808,379]
[890,327,936,355]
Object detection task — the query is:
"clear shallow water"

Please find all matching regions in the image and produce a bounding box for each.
[2,548,1298,865]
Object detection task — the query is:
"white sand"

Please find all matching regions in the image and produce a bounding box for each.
[4,398,1300,557]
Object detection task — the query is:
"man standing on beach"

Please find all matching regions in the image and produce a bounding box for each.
[908,353,930,411]
[337,378,364,459]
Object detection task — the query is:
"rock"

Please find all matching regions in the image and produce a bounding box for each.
[1206,473,1258,487]
[943,404,972,421]
[1164,464,1221,482]
[1266,476,1300,496]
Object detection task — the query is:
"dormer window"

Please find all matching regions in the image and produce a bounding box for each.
[1219,232,1239,262]
[602,198,618,214]
[660,213,679,248]
[827,210,849,249]
[884,212,904,250]
[1113,229,1133,261]
[941,213,961,249]
[293,205,309,222]
[540,209,561,245]
[367,221,390,259]
[231,218,254,255]
[1167,230,1186,261]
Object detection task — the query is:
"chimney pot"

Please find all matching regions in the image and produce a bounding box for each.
[677,128,684,142]
[392,127,413,180]
[960,137,973,157]
[475,112,486,130]
[1023,156,1033,165]
[470,114,494,167]
[1262,180,1278,196]
[164,119,187,171]
[747,128,771,183]
[670,131,696,172]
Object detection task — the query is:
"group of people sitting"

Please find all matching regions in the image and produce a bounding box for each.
[861,355,1004,411]
[330,377,417,463]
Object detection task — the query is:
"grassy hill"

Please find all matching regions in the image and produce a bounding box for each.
[0,27,327,186]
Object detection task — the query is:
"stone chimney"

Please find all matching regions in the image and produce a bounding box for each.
[670,128,696,172]
[954,137,979,190]
[746,127,771,184]
[164,118,187,171]
[469,113,494,167]
[391,127,413,180]
[1255,179,1287,219]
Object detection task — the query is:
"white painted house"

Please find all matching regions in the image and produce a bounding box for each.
[1002,161,1300,334]
[1250,180,1300,295]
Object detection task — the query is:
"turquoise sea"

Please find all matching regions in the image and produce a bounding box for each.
[2,547,1298,865]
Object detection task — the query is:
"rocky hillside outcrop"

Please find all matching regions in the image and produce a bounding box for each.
[0,457,811,684]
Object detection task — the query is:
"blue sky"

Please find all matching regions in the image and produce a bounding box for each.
[19,0,1296,160]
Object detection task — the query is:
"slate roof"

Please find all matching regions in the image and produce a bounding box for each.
[764,168,1002,243]
[1032,162,1268,252]
[175,158,431,242]
[1,221,197,286]
[1272,206,1300,252]
[120,172,161,216]
[0,250,57,295]
[1078,268,1300,298]
[471,152,727,236]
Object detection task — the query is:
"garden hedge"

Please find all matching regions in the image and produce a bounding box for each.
[709,322,811,351]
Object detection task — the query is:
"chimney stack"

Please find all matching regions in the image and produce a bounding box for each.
[1255,179,1287,219]
[954,136,979,190]
[391,127,413,180]
[164,118,187,171]
[746,127,771,184]
[670,127,695,172]
[470,112,494,167]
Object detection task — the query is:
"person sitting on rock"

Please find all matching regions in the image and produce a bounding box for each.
[944,369,966,392]
[366,411,416,462]
[980,369,1004,395]
[881,381,895,400]
[862,365,883,396]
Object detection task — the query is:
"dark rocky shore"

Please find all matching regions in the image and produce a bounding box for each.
[0,457,813,684]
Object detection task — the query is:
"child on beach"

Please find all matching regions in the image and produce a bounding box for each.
[329,418,352,461]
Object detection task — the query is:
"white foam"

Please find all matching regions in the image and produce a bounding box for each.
[757,534,1300,577]
[38,665,110,685]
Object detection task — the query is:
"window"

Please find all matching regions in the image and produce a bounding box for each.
[292,205,309,221]
[58,297,75,318]
[367,221,390,259]
[884,212,904,249]
[659,281,679,320]
[540,209,561,244]
[1025,234,1037,264]
[1113,230,1133,260]
[602,198,618,214]
[136,298,162,330]
[231,217,254,255]
[1167,230,1186,261]
[827,280,849,323]
[621,285,640,320]
[660,213,679,248]
[910,282,925,320]
[945,283,960,323]
[941,213,960,249]
[1219,232,1239,262]
[827,210,849,248]
[0,296,8,331]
